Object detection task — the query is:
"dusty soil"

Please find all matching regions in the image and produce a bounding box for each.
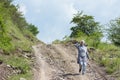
[0,63,13,80]
[32,43,115,80]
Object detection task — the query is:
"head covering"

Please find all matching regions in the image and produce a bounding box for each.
[81,40,85,44]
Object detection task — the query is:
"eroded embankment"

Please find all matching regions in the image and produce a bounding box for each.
[33,43,114,80]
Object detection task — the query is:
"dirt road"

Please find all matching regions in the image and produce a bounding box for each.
[32,43,111,80]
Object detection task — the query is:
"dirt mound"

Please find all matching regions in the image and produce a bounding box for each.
[33,43,114,80]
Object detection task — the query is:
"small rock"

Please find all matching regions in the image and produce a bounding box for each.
[0,60,3,64]
[0,49,4,54]
[20,78,26,80]
[89,47,96,51]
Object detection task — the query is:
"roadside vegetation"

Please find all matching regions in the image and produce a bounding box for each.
[53,12,120,79]
[0,0,39,79]
[1,0,120,79]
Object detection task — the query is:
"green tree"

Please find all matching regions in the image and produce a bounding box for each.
[108,18,120,46]
[70,12,101,37]
[70,12,102,47]
[27,24,39,36]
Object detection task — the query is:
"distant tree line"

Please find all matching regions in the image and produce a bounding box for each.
[70,11,120,47]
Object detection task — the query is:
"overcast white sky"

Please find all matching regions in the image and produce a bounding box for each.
[13,0,120,43]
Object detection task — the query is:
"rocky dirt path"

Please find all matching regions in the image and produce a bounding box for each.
[32,43,112,80]
[32,44,53,80]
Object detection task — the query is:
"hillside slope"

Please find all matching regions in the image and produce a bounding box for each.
[0,20,39,80]
[33,43,115,80]
[0,1,39,79]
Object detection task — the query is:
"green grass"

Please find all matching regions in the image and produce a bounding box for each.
[0,20,36,79]
[0,3,38,80]
[0,19,37,53]
[0,55,33,80]
[59,37,120,79]
[0,16,39,80]
[6,20,36,51]
[90,42,120,76]
[8,71,32,80]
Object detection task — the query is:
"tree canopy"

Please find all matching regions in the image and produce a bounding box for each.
[27,24,39,36]
[108,18,120,46]
[70,12,102,38]
[70,12,103,47]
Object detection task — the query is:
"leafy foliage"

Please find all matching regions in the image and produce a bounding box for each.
[70,12,103,47]
[70,12,101,37]
[108,18,120,46]
[0,1,38,79]
[27,24,39,36]
[0,0,39,52]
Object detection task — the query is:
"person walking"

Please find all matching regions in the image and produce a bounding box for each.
[75,40,89,75]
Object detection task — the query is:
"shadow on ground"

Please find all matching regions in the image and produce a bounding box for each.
[62,73,80,77]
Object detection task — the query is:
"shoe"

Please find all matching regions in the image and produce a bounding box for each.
[82,72,85,75]
[79,68,81,73]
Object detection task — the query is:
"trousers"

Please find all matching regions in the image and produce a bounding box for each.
[78,56,87,74]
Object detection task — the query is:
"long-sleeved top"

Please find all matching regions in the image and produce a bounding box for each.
[75,43,89,60]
